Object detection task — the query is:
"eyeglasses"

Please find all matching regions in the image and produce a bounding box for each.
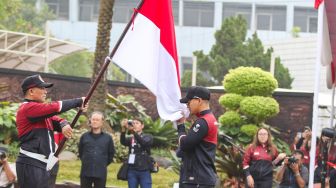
[187,97,201,104]
[258,133,268,136]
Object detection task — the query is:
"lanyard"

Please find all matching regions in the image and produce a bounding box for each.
[131,137,136,154]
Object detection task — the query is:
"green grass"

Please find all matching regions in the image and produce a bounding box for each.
[57,160,179,188]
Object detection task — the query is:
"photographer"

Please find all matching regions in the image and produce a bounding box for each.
[314,128,336,188]
[0,146,16,188]
[120,118,153,188]
[276,150,309,188]
[291,127,311,168]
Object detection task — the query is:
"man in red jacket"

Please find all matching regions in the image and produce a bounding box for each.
[15,74,87,188]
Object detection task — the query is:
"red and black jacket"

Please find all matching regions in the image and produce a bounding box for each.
[16,98,83,168]
[242,144,279,181]
[177,109,218,186]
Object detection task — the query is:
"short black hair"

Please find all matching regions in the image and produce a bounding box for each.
[133,117,143,124]
[293,150,304,159]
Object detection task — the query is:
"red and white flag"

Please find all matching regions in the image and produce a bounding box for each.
[315,0,323,9]
[113,0,185,121]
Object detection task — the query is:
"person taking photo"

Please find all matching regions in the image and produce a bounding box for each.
[120,118,153,188]
[275,150,309,188]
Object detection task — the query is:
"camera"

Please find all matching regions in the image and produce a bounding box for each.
[288,156,298,164]
[322,128,336,138]
[128,120,133,126]
[0,151,6,160]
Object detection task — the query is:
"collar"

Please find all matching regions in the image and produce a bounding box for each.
[24,98,39,102]
[196,109,211,117]
[90,130,103,135]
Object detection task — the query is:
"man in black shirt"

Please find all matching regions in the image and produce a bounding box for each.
[120,118,153,188]
[79,111,115,188]
[177,86,218,188]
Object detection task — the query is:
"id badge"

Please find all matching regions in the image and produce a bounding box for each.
[128,154,136,164]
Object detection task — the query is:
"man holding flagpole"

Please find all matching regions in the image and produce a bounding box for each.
[176,86,218,188]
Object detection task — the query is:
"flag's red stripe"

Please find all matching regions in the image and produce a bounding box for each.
[139,0,180,85]
[315,0,323,9]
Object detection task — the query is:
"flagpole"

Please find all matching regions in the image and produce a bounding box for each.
[308,2,324,187]
[54,0,145,158]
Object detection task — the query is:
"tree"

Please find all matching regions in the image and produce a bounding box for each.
[194,16,293,88]
[181,70,215,87]
[216,67,290,187]
[50,51,126,81]
[0,0,54,35]
[90,0,115,112]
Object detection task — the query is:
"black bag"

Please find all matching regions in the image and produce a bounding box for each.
[117,162,129,180]
[149,156,159,173]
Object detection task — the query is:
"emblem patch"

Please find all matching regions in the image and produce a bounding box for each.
[193,124,200,132]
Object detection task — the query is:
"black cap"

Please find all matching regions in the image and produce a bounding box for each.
[180,86,210,103]
[21,74,53,93]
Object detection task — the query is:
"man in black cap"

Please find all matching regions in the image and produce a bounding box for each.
[176,86,218,188]
[16,74,88,188]
[0,146,16,188]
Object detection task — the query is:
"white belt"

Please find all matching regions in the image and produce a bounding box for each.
[20,148,48,163]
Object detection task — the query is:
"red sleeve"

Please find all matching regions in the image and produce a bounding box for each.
[243,145,253,169]
[50,116,65,123]
[273,147,279,160]
[50,115,67,132]
[24,101,61,119]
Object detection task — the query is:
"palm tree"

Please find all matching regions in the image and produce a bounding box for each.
[90,0,115,112]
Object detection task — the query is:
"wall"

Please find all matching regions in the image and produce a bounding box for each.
[0,68,313,142]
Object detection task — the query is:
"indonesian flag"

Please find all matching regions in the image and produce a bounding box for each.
[113,0,185,121]
[315,0,323,9]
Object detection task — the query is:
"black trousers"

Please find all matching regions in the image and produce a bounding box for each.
[245,179,272,188]
[80,176,106,188]
[16,162,49,188]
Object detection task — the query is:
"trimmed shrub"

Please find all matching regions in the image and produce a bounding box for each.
[240,96,279,123]
[240,124,258,137]
[223,67,278,96]
[218,93,244,110]
[218,111,243,127]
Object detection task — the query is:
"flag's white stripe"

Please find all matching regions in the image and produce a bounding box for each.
[113,13,160,94]
[157,43,184,120]
[113,13,185,120]
[321,6,332,66]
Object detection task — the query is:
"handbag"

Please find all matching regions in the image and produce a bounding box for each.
[117,161,129,180]
[149,156,159,173]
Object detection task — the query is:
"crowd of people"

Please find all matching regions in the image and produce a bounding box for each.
[0,74,335,188]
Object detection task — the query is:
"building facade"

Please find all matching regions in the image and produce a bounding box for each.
[41,0,320,91]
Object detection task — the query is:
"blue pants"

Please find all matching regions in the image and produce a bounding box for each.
[127,169,152,188]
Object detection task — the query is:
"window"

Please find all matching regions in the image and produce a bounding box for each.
[294,7,317,33]
[113,0,138,23]
[172,0,179,24]
[181,57,193,72]
[79,0,100,22]
[308,17,317,33]
[45,0,69,20]
[222,3,252,29]
[257,14,271,30]
[256,5,286,31]
[183,1,214,27]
